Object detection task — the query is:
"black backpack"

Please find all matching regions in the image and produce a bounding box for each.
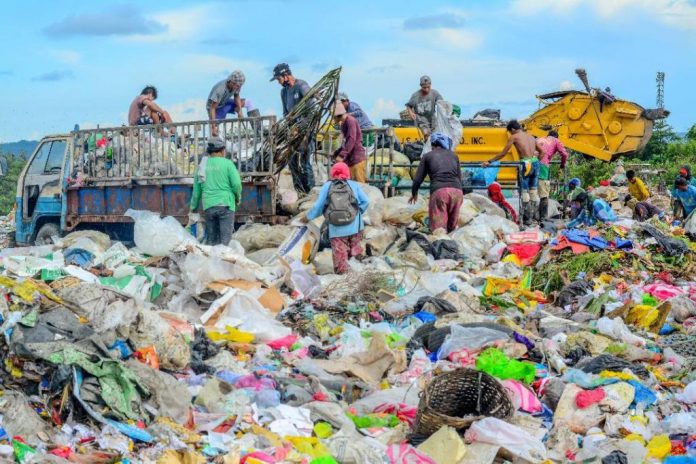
[324,180,359,226]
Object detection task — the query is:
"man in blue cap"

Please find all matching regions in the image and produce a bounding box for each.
[271,63,315,194]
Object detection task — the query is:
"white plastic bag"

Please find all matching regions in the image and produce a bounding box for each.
[485,242,507,263]
[676,380,696,403]
[458,198,478,226]
[200,288,291,342]
[422,101,463,153]
[277,222,320,264]
[313,250,335,275]
[359,183,385,227]
[125,209,195,256]
[282,258,321,299]
[450,223,495,259]
[232,224,293,253]
[464,193,506,218]
[438,326,509,359]
[382,196,426,225]
[471,213,519,235]
[465,417,547,462]
[596,317,647,346]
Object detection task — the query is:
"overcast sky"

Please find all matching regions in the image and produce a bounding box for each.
[0,0,694,142]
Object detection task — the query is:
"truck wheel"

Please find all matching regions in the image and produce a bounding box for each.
[35,223,60,246]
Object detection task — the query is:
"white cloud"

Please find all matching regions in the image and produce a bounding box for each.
[166,98,208,122]
[434,29,483,50]
[511,0,582,16]
[513,0,696,30]
[124,5,219,43]
[559,80,573,90]
[369,98,401,123]
[50,49,81,65]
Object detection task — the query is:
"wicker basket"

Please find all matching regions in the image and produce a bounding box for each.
[413,368,514,437]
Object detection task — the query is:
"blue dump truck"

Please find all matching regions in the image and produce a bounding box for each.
[15,117,278,245]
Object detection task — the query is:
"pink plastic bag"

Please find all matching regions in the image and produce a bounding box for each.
[374,403,417,426]
[643,282,685,300]
[266,334,298,350]
[501,379,542,413]
[386,444,436,464]
[465,417,547,462]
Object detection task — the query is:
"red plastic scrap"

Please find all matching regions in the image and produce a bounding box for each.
[575,387,606,409]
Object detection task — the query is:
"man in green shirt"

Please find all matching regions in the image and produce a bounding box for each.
[190,137,242,246]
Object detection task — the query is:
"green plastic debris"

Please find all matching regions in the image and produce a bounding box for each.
[41,268,64,282]
[310,456,338,464]
[19,309,38,328]
[48,348,150,421]
[476,347,536,383]
[348,412,400,429]
[12,438,36,464]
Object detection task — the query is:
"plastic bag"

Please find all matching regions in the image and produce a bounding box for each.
[200,288,291,342]
[464,192,507,218]
[232,224,293,253]
[450,223,495,259]
[475,347,535,383]
[277,223,320,264]
[438,326,509,360]
[422,100,463,154]
[457,198,479,226]
[470,213,519,235]
[362,225,399,256]
[368,148,415,182]
[465,417,547,462]
[382,196,427,225]
[596,317,647,346]
[125,209,195,256]
[282,258,321,299]
[676,380,696,403]
[313,250,335,275]
[359,183,385,227]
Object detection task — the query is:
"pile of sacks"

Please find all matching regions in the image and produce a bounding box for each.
[0,190,695,463]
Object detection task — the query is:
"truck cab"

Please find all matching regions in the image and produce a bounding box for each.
[15,135,71,245]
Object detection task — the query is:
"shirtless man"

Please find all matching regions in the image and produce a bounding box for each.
[483,119,540,225]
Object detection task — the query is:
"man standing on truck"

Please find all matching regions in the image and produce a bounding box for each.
[338,92,375,147]
[332,102,367,183]
[405,76,443,140]
[128,86,174,129]
[535,129,569,221]
[190,136,242,246]
[483,120,540,226]
[271,62,315,194]
[207,71,250,136]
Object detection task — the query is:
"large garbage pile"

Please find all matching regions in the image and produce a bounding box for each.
[0,191,696,464]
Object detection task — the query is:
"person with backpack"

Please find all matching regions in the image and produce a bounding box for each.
[409,132,463,233]
[304,162,369,274]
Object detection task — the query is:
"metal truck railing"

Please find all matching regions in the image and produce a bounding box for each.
[70,117,276,182]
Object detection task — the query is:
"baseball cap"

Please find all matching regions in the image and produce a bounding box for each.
[270,63,291,81]
[337,92,349,101]
[207,136,225,153]
[228,70,245,86]
[420,75,431,86]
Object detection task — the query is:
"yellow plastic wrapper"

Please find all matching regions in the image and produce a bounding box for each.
[646,434,671,459]
[285,436,331,458]
[0,276,64,304]
[625,305,658,329]
[207,326,255,343]
[599,370,638,381]
[624,433,646,445]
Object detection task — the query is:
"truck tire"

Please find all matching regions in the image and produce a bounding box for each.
[35,222,60,246]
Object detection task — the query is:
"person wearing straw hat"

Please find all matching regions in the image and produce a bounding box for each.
[332,101,367,183]
[190,136,242,246]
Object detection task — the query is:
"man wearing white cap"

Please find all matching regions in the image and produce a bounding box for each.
[207,70,249,136]
[405,75,443,139]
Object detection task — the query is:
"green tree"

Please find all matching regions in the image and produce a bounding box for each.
[686,123,696,142]
[0,153,27,215]
[640,119,678,161]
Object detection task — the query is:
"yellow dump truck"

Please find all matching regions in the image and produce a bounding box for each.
[385,70,667,182]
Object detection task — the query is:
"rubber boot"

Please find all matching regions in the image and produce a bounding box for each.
[539,198,549,221]
[532,200,540,223]
[522,202,532,226]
